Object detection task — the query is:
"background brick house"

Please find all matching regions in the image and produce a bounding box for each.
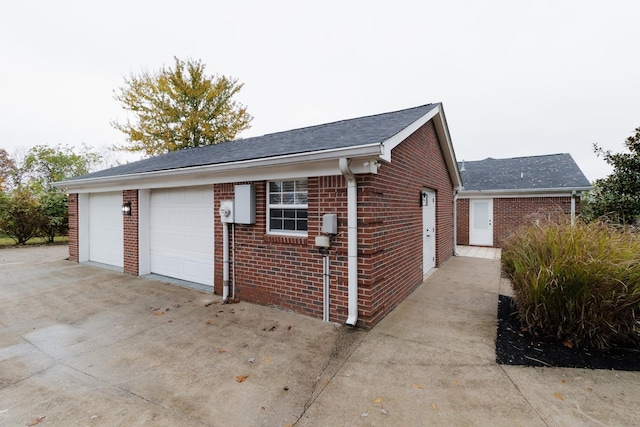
[456,154,592,248]
[56,103,462,328]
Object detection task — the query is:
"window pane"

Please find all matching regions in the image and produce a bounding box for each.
[270,218,282,229]
[284,210,296,218]
[282,192,295,204]
[284,219,296,230]
[271,209,282,218]
[269,194,281,204]
[295,180,307,191]
[473,202,489,230]
[282,181,295,192]
[269,181,282,192]
[297,219,308,231]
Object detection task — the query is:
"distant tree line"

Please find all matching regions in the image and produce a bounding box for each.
[0,145,101,245]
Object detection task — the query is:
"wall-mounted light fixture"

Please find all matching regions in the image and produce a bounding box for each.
[122,201,132,216]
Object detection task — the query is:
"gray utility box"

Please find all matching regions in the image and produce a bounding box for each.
[322,213,338,235]
[234,184,256,224]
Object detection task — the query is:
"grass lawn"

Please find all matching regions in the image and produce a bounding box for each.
[0,235,68,247]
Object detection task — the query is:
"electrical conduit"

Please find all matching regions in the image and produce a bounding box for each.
[222,221,230,301]
[339,158,358,326]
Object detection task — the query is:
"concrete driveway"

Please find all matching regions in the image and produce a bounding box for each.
[2,246,640,426]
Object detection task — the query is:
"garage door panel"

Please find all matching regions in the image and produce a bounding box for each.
[88,192,123,268]
[149,187,214,286]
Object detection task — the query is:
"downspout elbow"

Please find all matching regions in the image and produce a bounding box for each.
[340,158,358,327]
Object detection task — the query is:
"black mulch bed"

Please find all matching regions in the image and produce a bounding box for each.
[496,295,640,371]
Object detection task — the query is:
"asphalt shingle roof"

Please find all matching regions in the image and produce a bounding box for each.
[459,153,591,191]
[70,103,438,181]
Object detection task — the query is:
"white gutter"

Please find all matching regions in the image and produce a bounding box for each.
[53,143,383,191]
[571,190,576,225]
[453,186,461,256]
[458,186,592,198]
[339,158,358,327]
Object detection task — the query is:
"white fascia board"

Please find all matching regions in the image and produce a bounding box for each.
[380,106,440,162]
[54,146,382,194]
[380,104,462,188]
[458,186,593,199]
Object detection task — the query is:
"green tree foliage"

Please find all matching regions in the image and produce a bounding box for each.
[39,191,68,243]
[584,127,640,224]
[0,144,100,244]
[111,57,253,157]
[21,144,102,191]
[0,190,46,244]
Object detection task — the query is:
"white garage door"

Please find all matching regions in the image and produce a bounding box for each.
[149,187,214,286]
[88,192,124,268]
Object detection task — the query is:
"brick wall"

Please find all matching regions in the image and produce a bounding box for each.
[456,198,469,248]
[494,196,577,246]
[215,120,455,328]
[68,193,79,262]
[123,190,139,275]
[213,179,351,323]
[457,196,580,247]
[361,120,455,326]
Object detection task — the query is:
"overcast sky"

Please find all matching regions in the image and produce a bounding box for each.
[2,0,639,182]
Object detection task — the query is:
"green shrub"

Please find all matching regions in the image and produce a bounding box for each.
[502,215,640,349]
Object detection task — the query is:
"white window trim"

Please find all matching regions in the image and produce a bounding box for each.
[267,179,308,236]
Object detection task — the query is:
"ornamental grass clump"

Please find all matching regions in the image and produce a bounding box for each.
[502,215,640,349]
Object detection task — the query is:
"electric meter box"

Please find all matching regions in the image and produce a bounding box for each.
[322,213,338,235]
[219,200,234,223]
[234,184,256,224]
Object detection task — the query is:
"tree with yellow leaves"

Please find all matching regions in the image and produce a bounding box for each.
[111,57,253,157]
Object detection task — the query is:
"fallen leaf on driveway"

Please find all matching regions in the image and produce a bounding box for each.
[431,403,437,410]
[206,319,213,324]
[381,408,389,415]
[218,349,227,354]
[412,383,424,389]
[374,397,382,404]
[554,392,564,400]
[27,416,46,426]
[236,374,249,383]
[563,341,574,349]
[153,311,164,316]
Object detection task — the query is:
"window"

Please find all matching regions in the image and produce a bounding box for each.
[267,179,308,234]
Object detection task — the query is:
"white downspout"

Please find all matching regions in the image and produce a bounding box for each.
[453,187,460,256]
[222,222,230,301]
[339,158,358,327]
[570,190,576,225]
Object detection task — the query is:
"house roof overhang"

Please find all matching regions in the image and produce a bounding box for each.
[53,103,462,193]
[457,186,593,199]
[381,103,461,189]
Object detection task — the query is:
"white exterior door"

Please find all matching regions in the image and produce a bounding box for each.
[149,187,214,286]
[88,192,124,268]
[469,199,494,246]
[422,189,436,276]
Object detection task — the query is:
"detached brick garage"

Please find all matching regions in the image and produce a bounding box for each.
[56,104,462,328]
[456,154,592,248]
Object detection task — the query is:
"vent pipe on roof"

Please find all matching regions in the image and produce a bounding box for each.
[339,158,358,327]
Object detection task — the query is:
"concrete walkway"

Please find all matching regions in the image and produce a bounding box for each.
[297,255,640,426]
[2,246,639,426]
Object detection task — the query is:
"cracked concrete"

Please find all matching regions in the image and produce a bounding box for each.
[2,246,640,426]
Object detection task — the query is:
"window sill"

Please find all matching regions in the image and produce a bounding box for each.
[263,234,309,246]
